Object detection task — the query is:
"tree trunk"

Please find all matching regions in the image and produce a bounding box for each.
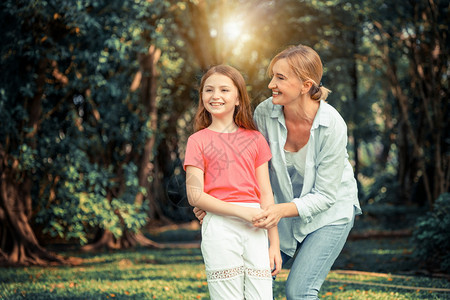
[350,29,361,194]
[373,2,448,206]
[82,45,169,251]
[81,229,161,252]
[0,159,66,266]
[378,100,394,167]
[134,45,171,224]
[172,0,221,69]
[81,185,162,251]
[0,59,68,266]
[136,45,160,202]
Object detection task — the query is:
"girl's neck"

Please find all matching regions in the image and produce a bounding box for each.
[207,119,239,133]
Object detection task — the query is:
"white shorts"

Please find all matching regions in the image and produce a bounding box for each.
[201,203,273,300]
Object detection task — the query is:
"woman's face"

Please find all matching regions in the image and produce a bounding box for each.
[268,58,304,106]
[202,73,240,121]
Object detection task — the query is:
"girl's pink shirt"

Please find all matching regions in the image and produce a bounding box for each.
[184,128,272,203]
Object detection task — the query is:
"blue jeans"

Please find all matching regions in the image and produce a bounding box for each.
[281,218,354,300]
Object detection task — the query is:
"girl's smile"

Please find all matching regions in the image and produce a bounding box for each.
[202,73,240,119]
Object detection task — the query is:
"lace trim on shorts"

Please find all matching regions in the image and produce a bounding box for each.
[206,266,271,281]
[246,268,272,279]
[206,266,244,281]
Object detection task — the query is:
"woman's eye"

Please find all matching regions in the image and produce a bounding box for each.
[222,89,229,92]
[204,89,212,92]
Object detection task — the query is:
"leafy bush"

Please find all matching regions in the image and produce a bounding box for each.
[411,193,450,273]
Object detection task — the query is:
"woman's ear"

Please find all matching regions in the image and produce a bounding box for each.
[302,80,313,94]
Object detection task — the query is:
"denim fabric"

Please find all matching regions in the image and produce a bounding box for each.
[254,98,362,257]
[281,217,354,299]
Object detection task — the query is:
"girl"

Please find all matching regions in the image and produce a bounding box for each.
[184,65,281,300]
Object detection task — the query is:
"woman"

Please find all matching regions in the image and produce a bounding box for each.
[252,44,362,299]
[194,44,361,299]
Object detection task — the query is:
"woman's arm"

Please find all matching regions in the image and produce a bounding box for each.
[186,166,261,222]
[255,112,350,228]
[256,162,282,275]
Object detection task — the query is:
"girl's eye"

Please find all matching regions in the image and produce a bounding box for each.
[222,89,229,92]
[277,76,284,80]
[204,89,213,92]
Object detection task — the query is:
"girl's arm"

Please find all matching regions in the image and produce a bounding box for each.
[186,165,261,223]
[256,162,282,276]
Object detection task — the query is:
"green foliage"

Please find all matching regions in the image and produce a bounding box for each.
[411,193,450,273]
[0,0,168,245]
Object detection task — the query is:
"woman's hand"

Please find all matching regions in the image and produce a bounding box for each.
[193,207,206,224]
[252,203,295,229]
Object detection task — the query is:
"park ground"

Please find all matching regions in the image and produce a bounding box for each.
[1,219,450,299]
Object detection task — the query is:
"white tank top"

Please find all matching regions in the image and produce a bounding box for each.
[284,145,308,198]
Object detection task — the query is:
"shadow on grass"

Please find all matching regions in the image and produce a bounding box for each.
[333,237,419,274]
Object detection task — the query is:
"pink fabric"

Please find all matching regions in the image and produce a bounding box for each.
[184,128,272,203]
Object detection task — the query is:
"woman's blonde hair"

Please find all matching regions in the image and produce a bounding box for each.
[268,44,331,101]
[194,65,256,132]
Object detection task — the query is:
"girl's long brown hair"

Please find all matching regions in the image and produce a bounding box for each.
[194,65,257,132]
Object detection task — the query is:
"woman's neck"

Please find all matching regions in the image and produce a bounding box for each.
[283,97,320,125]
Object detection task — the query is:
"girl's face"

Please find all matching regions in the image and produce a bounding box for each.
[202,73,240,121]
[268,58,304,106]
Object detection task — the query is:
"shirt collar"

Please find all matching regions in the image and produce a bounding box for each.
[312,100,330,129]
[270,100,284,119]
[270,99,330,129]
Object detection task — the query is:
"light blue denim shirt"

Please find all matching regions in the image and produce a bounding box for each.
[254,98,362,256]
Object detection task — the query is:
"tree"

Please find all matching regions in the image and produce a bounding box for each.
[367,0,449,205]
[0,0,70,266]
[0,0,164,265]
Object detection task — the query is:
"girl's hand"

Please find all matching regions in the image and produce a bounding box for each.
[252,204,284,229]
[240,207,264,223]
[269,245,282,276]
[193,207,206,224]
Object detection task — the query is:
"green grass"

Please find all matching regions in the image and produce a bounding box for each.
[1,248,208,299]
[1,226,449,299]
